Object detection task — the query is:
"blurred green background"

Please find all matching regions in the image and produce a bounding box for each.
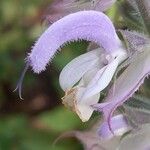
[0,0,89,149]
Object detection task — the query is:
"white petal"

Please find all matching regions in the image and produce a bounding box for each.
[62,86,100,122]
[81,58,119,100]
[59,49,104,91]
[81,67,100,86]
[76,87,100,122]
[81,51,127,100]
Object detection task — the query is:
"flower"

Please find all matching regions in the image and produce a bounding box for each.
[16,10,128,121]
[16,10,150,138]
[15,10,122,99]
[60,47,127,121]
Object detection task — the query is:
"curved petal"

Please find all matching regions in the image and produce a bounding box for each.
[81,51,127,100]
[59,49,103,91]
[28,11,121,73]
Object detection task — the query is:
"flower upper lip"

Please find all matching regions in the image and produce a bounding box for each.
[28,11,121,73]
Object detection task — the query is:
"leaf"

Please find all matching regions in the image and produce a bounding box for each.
[36,106,81,132]
[135,0,150,35]
[124,95,150,125]
[118,0,143,31]
[118,0,150,34]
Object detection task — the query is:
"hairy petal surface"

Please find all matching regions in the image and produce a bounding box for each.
[28,11,121,73]
[94,45,150,130]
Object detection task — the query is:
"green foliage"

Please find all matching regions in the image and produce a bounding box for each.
[0,0,85,149]
[37,106,82,132]
[0,111,82,150]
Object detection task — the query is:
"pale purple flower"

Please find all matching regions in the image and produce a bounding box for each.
[13,11,150,149]
[15,9,150,139]
[16,10,127,120]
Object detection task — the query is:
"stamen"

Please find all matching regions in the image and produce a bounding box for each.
[13,61,30,100]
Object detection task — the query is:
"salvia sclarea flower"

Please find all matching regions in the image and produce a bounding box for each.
[16,10,150,138]
[25,11,127,123]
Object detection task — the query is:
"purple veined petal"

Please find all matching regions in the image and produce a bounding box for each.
[59,48,104,91]
[28,10,121,73]
[81,50,127,100]
[45,0,116,23]
[95,0,116,11]
[98,114,131,139]
[93,45,150,132]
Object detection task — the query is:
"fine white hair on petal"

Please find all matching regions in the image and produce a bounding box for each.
[28,10,121,73]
